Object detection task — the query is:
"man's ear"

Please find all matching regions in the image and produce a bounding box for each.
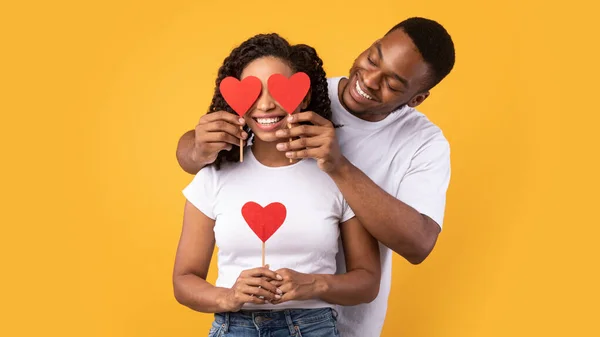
[408,91,430,108]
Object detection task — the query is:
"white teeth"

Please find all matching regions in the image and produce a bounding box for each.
[256,117,283,125]
[356,80,373,100]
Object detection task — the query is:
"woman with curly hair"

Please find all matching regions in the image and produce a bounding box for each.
[173,33,380,337]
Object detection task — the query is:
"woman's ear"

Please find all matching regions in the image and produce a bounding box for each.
[300,89,311,110]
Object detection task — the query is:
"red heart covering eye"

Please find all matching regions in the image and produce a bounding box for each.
[219,76,262,116]
[267,72,311,114]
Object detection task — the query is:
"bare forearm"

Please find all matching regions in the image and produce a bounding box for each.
[314,269,379,305]
[329,158,439,264]
[173,274,230,313]
[176,130,204,175]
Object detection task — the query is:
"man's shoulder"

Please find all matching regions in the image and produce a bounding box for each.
[327,76,344,94]
[397,107,449,147]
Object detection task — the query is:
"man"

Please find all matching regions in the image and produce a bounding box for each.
[176,17,455,337]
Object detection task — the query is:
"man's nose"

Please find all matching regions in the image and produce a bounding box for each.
[362,70,381,90]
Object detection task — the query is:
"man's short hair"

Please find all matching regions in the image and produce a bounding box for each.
[387,17,456,91]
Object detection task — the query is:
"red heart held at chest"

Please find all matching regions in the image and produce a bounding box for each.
[219,76,262,116]
[267,72,311,114]
[241,202,287,242]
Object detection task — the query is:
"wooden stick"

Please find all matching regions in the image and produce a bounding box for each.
[262,242,265,266]
[240,126,244,162]
[288,123,292,163]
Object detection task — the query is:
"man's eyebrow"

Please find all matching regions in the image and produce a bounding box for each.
[375,42,410,89]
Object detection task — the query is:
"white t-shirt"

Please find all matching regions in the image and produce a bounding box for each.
[328,77,451,337]
[182,147,355,310]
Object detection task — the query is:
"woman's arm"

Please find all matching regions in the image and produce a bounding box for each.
[270,217,381,306]
[319,216,381,304]
[173,201,282,312]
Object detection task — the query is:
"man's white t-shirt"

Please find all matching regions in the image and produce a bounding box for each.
[182,147,355,311]
[328,77,451,337]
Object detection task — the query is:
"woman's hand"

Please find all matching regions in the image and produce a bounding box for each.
[268,268,325,304]
[220,265,283,312]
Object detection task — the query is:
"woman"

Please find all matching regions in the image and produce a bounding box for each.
[173,33,380,337]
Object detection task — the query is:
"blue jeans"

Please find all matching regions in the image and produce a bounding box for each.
[207,307,340,337]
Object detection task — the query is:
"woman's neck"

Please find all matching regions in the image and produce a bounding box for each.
[251,138,295,167]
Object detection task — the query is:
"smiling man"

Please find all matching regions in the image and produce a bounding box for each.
[175,17,455,337]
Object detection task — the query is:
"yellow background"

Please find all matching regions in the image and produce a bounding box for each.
[1,0,599,336]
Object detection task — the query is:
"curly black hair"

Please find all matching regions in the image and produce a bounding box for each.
[207,33,332,170]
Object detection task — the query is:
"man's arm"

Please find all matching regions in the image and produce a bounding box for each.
[176,111,248,175]
[276,112,449,264]
[176,130,204,175]
[328,156,444,264]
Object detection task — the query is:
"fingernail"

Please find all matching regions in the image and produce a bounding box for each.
[239,118,245,124]
[285,152,293,158]
[277,274,283,280]
[277,288,282,294]
[241,132,248,139]
[287,116,293,122]
[275,295,281,299]
[275,130,284,137]
[276,143,285,150]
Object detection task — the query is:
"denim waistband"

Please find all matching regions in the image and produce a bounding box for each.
[213,307,337,334]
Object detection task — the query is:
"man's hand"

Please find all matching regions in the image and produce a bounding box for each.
[219,266,283,312]
[192,111,248,167]
[274,112,343,173]
[268,268,323,304]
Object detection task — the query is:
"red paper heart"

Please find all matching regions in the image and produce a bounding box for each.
[241,202,287,242]
[267,72,311,114]
[219,76,262,116]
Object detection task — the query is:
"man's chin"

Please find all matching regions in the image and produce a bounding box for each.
[341,91,369,115]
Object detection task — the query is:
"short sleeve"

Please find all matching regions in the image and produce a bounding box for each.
[341,198,356,223]
[182,167,216,219]
[396,133,451,229]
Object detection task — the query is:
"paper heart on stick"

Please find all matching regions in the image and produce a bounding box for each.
[241,201,287,242]
[219,76,262,116]
[267,72,311,114]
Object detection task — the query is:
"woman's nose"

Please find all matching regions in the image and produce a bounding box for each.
[256,90,276,111]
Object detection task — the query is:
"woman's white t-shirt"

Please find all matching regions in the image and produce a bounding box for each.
[182,147,355,310]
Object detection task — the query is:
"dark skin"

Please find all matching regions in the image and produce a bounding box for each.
[176,28,444,264]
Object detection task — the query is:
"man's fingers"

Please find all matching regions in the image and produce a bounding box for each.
[284,148,322,160]
[213,142,233,152]
[200,143,233,156]
[200,120,247,140]
[276,136,325,152]
[286,111,330,126]
[275,125,324,139]
[199,111,245,126]
[199,132,242,147]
